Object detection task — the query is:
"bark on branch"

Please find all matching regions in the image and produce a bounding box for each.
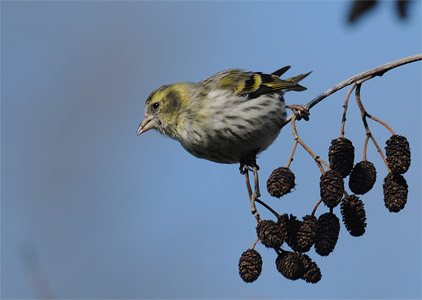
[282,54,422,127]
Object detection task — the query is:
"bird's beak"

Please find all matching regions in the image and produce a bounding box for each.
[137,115,157,135]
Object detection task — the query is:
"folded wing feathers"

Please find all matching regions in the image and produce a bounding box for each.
[214,67,311,98]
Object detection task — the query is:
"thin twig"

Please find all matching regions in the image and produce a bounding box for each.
[317,157,330,171]
[340,83,356,137]
[251,238,259,250]
[367,115,396,135]
[363,134,370,161]
[286,139,298,169]
[291,117,327,174]
[311,199,323,217]
[355,84,390,171]
[255,198,280,219]
[282,54,422,128]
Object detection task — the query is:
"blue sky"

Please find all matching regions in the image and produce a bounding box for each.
[1,1,421,299]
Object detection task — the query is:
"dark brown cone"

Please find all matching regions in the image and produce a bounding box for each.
[300,254,322,284]
[329,137,355,178]
[284,214,302,252]
[275,251,305,280]
[320,170,344,208]
[315,213,340,256]
[256,220,283,249]
[295,215,317,253]
[383,173,408,212]
[385,135,411,174]
[341,195,367,237]
[267,167,296,198]
[277,213,289,241]
[349,161,377,195]
[238,249,263,283]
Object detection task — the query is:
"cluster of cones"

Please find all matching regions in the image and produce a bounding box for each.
[238,134,411,283]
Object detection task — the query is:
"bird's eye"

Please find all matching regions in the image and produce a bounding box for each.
[152,102,160,109]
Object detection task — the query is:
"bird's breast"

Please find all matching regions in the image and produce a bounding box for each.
[174,91,287,163]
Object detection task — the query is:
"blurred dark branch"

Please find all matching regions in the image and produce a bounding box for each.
[23,247,56,299]
[348,0,378,23]
[282,54,422,127]
[396,0,410,18]
[348,0,410,23]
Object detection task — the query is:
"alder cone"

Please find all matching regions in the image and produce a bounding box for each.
[329,137,355,178]
[341,195,367,237]
[267,167,296,198]
[295,215,317,253]
[385,135,411,174]
[315,213,340,256]
[320,170,344,208]
[349,161,377,195]
[383,173,408,212]
[275,252,305,280]
[238,249,263,283]
[300,254,322,284]
[256,220,283,249]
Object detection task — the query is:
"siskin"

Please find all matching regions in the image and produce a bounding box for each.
[137,66,310,165]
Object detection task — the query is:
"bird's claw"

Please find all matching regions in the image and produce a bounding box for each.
[287,104,310,121]
[239,157,259,175]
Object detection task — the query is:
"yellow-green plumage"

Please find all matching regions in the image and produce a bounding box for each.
[138,66,310,164]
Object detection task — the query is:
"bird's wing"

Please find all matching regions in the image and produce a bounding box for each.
[206,68,310,99]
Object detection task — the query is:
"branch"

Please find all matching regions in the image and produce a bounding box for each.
[340,83,356,137]
[290,117,329,174]
[282,54,422,128]
[355,84,390,171]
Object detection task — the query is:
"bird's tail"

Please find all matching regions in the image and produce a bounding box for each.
[284,71,312,92]
[287,71,312,84]
[272,66,312,92]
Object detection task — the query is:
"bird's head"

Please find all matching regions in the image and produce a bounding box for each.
[137,83,189,137]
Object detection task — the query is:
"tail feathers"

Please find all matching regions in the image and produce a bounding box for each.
[272,67,312,92]
[285,71,312,91]
[287,71,312,83]
[272,66,291,77]
[283,85,306,92]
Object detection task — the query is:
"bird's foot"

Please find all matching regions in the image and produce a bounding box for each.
[286,104,310,121]
[239,155,259,175]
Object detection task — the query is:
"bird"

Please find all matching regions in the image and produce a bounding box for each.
[137,66,311,167]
